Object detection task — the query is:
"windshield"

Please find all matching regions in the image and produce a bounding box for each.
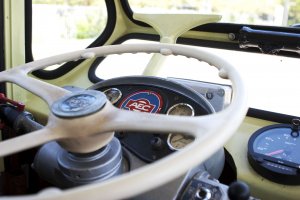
[129,0,300,27]
[96,41,300,117]
[122,1,300,117]
[32,0,107,60]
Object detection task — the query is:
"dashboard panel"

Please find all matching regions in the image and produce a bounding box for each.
[88,76,235,199]
[90,76,216,162]
[227,117,300,200]
[90,76,231,163]
[89,76,300,200]
[2,74,299,199]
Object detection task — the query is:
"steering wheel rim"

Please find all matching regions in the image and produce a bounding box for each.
[0,43,247,199]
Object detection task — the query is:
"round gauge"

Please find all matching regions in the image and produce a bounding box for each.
[248,123,300,185]
[103,88,122,104]
[167,103,195,116]
[167,103,195,150]
[167,134,194,151]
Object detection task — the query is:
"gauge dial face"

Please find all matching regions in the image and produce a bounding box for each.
[248,124,300,184]
[103,88,122,104]
[252,127,300,164]
[167,103,195,150]
[167,134,194,150]
[167,103,195,116]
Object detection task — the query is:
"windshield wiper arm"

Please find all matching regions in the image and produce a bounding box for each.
[239,26,300,54]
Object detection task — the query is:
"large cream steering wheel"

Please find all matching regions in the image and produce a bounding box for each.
[0,43,247,200]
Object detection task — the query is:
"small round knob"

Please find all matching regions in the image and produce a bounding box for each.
[151,137,164,150]
[228,181,250,200]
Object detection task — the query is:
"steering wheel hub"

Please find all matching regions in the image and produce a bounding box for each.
[51,90,107,118]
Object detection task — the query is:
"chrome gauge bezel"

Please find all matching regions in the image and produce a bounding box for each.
[166,103,195,116]
[167,103,195,151]
[247,124,300,185]
[167,133,195,151]
[103,88,122,104]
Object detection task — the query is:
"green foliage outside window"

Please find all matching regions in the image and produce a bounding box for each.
[33,0,106,40]
[75,14,106,39]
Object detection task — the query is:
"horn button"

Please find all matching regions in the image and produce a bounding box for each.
[51,90,107,118]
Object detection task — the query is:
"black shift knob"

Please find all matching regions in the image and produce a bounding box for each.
[228,181,250,200]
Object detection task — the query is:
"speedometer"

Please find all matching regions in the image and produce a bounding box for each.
[248,122,300,185]
[167,103,195,150]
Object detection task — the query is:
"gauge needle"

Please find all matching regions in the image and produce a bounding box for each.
[265,149,284,156]
[172,136,184,143]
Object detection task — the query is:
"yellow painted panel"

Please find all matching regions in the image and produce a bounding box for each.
[226,117,300,200]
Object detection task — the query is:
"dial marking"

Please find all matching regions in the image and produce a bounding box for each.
[265,149,284,156]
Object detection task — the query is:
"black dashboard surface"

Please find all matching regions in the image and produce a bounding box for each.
[90,76,214,162]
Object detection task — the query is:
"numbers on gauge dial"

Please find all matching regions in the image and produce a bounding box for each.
[254,129,300,163]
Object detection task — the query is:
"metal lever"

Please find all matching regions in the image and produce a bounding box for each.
[0,93,25,111]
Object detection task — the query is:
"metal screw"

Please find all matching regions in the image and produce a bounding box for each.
[206,92,214,100]
[228,33,236,41]
[217,89,225,97]
[151,137,164,150]
[292,119,300,130]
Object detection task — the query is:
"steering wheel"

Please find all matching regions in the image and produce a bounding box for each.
[0,43,247,199]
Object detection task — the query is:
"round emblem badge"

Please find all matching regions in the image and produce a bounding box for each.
[60,94,96,112]
[51,90,107,118]
[119,90,163,113]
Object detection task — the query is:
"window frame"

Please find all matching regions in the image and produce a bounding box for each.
[0,0,4,71]
[121,0,300,58]
[119,0,300,122]
[23,0,300,123]
[0,0,5,94]
[25,0,117,80]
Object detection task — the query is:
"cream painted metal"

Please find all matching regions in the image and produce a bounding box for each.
[1,0,26,173]
[0,43,247,199]
[133,14,221,75]
[226,117,300,200]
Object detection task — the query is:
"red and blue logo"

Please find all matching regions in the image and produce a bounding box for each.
[119,90,163,113]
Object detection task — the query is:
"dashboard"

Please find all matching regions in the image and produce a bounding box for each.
[227,118,300,200]
[90,76,231,162]
[1,75,300,200]
[88,76,235,199]
[90,76,222,160]
[91,76,300,200]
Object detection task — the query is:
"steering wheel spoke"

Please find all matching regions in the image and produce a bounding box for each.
[0,69,70,105]
[98,103,240,141]
[0,127,61,157]
[104,105,201,135]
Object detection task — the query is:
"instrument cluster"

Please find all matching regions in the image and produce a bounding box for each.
[90,76,232,162]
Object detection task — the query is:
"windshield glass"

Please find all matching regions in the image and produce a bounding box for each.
[96,39,300,117]
[32,0,107,60]
[128,0,300,26]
